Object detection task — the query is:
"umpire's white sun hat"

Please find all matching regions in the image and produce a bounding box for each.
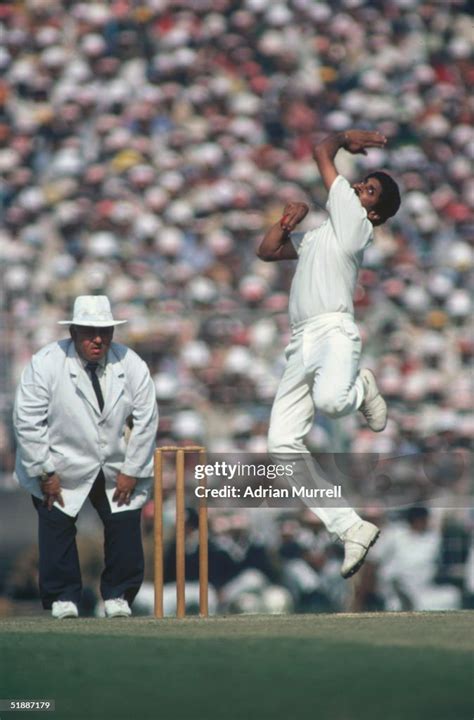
[58,295,127,327]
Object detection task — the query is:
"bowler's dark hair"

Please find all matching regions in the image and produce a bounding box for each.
[366,171,401,221]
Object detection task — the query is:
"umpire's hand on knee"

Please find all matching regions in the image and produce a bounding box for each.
[113,472,137,507]
[40,473,65,511]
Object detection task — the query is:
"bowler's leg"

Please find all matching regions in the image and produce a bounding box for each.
[88,471,144,604]
[268,338,360,536]
[312,320,364,418]
[32,496,82,609]
[312,320,387,430]
[267,354,315,454]
[297,320,363,535]
[309,322,380,566]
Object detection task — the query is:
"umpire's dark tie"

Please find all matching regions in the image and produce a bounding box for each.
[86,362,104,412]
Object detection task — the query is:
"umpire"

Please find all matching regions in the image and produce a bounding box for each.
[13,296,158,619]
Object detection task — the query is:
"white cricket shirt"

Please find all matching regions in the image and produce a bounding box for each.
[289,175,374,325]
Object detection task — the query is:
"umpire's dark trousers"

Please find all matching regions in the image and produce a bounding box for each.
[32,470,144,609]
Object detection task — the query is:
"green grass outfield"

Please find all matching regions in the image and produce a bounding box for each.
[0,612,473,720]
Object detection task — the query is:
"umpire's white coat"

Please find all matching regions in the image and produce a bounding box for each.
[14,339,158,517]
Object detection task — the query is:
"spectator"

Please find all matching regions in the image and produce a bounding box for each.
[365,506,462,611]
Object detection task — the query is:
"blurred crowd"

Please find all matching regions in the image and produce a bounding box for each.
[0,0,472,613]
[4,503,474,615]
[148,503,473,614]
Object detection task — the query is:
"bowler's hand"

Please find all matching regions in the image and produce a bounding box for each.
[343,130,387,155]
[40,473,65,511]
[113,472,137,506]
[280,202,309,232]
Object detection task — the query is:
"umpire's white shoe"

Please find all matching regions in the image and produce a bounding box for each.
[104,599,132,618]
[52,601,79,619]
[340,521,380,579]
[359,369,387,432]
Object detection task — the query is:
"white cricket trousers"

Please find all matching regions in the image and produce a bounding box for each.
[268,312,365,537]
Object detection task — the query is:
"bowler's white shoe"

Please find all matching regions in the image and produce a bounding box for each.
[52,601,79,619]
[104,598,132,618]
[340,521,380,579]
[359,369,387,432]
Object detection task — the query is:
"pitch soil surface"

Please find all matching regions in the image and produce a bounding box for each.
[1,612,472,720]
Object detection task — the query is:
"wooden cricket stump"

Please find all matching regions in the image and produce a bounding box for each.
[153,446,208,619]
